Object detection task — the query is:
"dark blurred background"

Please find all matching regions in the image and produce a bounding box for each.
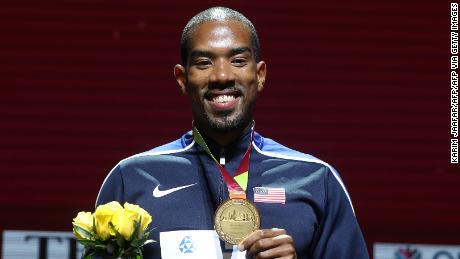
[1,0,458,256]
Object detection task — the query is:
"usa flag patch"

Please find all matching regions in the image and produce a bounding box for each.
[253,187,286,204]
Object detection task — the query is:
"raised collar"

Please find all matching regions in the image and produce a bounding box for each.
[181,124,264,155]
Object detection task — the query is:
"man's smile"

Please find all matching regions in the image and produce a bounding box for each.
[204,89,242,111]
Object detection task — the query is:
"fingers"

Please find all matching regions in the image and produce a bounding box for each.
[251,240,295,259]
[238,229,296,259]
[239,228,286,252]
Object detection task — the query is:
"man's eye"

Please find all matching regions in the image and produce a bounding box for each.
[232,58,247,66]
[194,59,212,68]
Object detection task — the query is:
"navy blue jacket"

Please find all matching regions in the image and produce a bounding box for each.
[96,129,369,258]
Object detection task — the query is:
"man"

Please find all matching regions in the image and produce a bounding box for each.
[96,6,368,259]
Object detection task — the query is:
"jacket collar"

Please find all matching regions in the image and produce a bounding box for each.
[181,123,264,155]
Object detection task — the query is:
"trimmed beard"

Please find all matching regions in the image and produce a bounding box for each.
[203,99,255,133]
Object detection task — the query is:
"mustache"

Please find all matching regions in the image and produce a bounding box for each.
[207,80,238,90]
[203,83,243,99]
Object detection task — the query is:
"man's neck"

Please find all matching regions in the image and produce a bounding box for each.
[194,121,252,147]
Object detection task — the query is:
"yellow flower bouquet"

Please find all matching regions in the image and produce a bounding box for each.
[72,201,154,259]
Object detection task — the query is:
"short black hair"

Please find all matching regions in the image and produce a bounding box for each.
[180,6,260,65]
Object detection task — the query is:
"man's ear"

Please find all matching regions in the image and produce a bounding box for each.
[174,64,187,95]
[256,61,267,92]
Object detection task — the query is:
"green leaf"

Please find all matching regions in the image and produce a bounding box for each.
[94,244,108,250]
[116,232,125,248]
[92,217,97,233]
[129,239,141,247]
[73,224,93,239]
[83,248,96,257]
[129,219,141,242]
[76,239,98,247]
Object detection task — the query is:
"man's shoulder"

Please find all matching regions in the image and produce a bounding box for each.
[256,133,355,213]
[118,131,194,166]
[255,133,331,169]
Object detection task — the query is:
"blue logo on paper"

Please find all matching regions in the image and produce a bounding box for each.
[179,236,195,253]
[395,246,422,259]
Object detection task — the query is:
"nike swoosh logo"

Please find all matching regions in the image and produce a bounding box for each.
[152,183,197,198]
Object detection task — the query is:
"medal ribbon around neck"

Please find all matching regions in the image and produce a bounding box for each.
[193,126,254,200]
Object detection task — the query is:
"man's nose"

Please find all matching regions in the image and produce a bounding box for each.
[210,58,235,85]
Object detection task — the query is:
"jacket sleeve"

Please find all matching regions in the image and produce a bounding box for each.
[311,167,369,259]
[95,164,125,208]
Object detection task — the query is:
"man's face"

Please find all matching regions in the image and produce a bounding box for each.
[175,20,266,132]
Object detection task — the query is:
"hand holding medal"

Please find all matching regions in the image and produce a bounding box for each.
[238,228,297,259]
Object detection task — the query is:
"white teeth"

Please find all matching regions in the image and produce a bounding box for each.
[212,95,235,103]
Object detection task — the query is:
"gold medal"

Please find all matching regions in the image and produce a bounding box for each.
[214,199,260,245]
[194,126,259,244]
